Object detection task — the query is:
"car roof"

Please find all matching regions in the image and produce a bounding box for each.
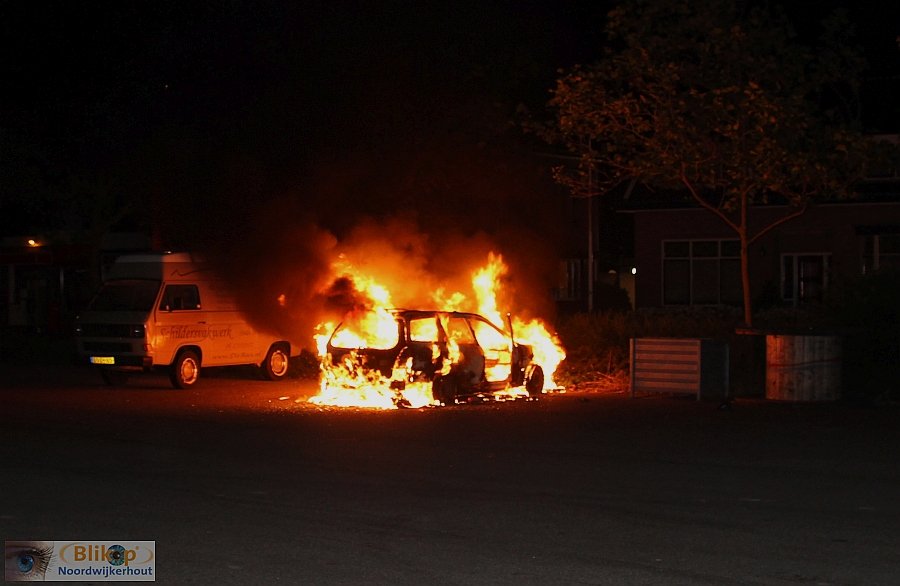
[389,309,508,329]
[391,309,484,320]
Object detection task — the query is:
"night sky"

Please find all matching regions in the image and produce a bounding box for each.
[3,2,896,231]
[1,1,607,235]
[2,1,615,336]
[1,1,897,335]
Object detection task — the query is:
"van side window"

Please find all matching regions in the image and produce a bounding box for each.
[160,285,201,311]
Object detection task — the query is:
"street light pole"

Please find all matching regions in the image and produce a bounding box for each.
[535,145,599,312]
[587,157,593,313]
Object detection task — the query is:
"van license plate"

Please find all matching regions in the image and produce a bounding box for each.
[90,356,115,365]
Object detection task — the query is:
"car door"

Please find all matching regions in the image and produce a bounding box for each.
[441,314,484,388]
[469,316,513,383]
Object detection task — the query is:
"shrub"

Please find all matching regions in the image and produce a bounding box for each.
[553,275,900,401]
[554,307,743,389]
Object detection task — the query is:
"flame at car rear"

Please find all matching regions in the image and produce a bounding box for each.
[469,253,565,389]
[309,253,565,409]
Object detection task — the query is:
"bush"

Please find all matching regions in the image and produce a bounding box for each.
[553,274,900,401]
[554,307,743,389]
[0,329,79,365]
[824,272,900,402]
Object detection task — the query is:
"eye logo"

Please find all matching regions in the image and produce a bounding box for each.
[4,542,53,582]
[106,545,126,566]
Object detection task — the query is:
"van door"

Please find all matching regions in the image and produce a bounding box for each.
[154,283,205,365]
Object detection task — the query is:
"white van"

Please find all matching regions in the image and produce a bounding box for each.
[74,252,294,388]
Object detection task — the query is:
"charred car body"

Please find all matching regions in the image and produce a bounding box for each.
[323,309,544,405]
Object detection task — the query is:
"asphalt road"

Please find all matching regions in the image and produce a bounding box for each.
[2,364,899,585]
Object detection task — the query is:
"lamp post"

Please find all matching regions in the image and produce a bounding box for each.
[586,156,594,313]
[538,143,603,312]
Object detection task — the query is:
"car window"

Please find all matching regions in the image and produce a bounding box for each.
[471,318,510,351]
[446,317,475,344]
[330,313,400,350]
[409,317,439,342]
[160,284,201,311]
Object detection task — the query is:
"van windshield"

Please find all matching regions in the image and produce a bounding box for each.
[89,280,161,311]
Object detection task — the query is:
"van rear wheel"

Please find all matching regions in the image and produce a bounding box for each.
[170,350,200,389]
[261,344,290,380]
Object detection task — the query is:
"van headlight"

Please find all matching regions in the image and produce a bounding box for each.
[130,325,146,338]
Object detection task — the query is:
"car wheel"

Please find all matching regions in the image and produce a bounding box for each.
[170,349,200,389]
[524,364,544,397]
[432,373,458,406]
[261,344,290,380]
[99,368,129,386]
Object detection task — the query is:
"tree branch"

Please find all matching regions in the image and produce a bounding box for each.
[748,202,809,245]
[680,167,739,233]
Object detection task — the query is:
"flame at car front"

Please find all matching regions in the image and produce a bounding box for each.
[309,253,565,409]
[310,350,434,409]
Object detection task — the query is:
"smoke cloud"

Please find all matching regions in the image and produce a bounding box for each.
[149,86,566,351]
[200,204,560,352]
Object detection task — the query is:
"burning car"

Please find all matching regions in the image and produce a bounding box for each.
[321,309,545,406]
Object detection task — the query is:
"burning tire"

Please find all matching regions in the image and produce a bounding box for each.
[524,364,544,397]
[261,344,290,380]
[432,373,458,406]
[170,349,200,389]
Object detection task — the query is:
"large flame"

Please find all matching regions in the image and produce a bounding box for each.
[309,253,565,409]
[469,253,565,389]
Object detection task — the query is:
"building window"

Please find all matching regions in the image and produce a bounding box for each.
[861,233,900,274]
[662,240,741,306]
[553,259,584,301]
[781,254,830,305]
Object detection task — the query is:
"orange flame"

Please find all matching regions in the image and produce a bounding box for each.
[470,253,565,389]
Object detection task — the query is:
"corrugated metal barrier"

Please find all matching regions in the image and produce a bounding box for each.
[765,334,841,402]
[630,338,729,400]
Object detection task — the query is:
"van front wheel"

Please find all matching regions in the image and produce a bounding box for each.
[261,345,290,380]
[170,350,200,389]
